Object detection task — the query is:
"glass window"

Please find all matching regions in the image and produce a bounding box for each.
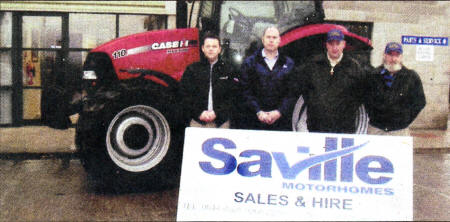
[119,15,166,36]
[119,15,148,37]
[40,51,62,88]
[119,15,166,37]
[22,50,42,87]
[22,16,61,48]
[1,51,12,86]
[69,14,115,48]
[23,50,64,88]
[199,1,214,18]
[0,90,12,124]
[0,12,12,47]
[23,88,41,120]
[147,15,166,31]
[66,51,86,83]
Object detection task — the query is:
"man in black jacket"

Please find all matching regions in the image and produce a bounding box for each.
[294,29,366,133]
[365,42,426,136]
[179,33,237,128]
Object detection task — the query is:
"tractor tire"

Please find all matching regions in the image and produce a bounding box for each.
[77,104,183,192]
[292,95,369,134]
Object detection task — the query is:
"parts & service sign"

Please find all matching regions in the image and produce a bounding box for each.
[176,128,413,221]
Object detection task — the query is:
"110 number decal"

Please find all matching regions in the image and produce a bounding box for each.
[112,49,127,59]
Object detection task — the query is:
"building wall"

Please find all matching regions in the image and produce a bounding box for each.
[0,1,173,14]
[1,1,177,28]
[324,1,450,129]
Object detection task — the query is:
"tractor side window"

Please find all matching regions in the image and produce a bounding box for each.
[197,1,220,33]
[199,1,214,18]
[220,1,275,51]
[276,1,319,31]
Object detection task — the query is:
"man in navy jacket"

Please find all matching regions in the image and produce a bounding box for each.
[240,26,295,130]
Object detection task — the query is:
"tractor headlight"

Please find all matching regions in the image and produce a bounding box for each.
[83,70,97,80]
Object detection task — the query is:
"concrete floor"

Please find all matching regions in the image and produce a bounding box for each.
[413,153,450,220]
[0,153,448,221]
[0,125,448,220]
[0,126,448,153]
[0,159,178,221]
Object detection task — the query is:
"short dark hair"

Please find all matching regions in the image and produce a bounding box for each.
[201,32,221,46]
[262,26,280,37]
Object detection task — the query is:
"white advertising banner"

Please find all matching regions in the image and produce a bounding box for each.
[176,128,413,221]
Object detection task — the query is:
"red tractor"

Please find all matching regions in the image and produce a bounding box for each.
[53,1,372,190]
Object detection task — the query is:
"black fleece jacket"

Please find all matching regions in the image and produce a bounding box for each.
[179,58,238,126]
[365,65,426,131]
[294,53,366,133]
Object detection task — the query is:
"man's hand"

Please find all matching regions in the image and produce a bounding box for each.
[257,110,281,125]
[257,111,269,124]
[199,110,216,123]
[267,110,281,125]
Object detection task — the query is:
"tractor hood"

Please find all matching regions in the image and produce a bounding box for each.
[281,23,372,50]
[278,23,373,66]
[91,28,200,82]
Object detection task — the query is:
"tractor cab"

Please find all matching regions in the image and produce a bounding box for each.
[193,0,324,69]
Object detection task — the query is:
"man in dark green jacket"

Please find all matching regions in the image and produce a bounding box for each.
[365,42,426,136]
[179,33,238,128]
[294,29,366,133]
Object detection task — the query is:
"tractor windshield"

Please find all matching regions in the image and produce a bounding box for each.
[195,1,323,66]
[219,1,321,60]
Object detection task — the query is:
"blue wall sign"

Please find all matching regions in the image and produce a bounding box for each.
[402,35,448,46]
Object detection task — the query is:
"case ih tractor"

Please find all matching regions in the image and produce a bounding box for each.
[53,1,372,189]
